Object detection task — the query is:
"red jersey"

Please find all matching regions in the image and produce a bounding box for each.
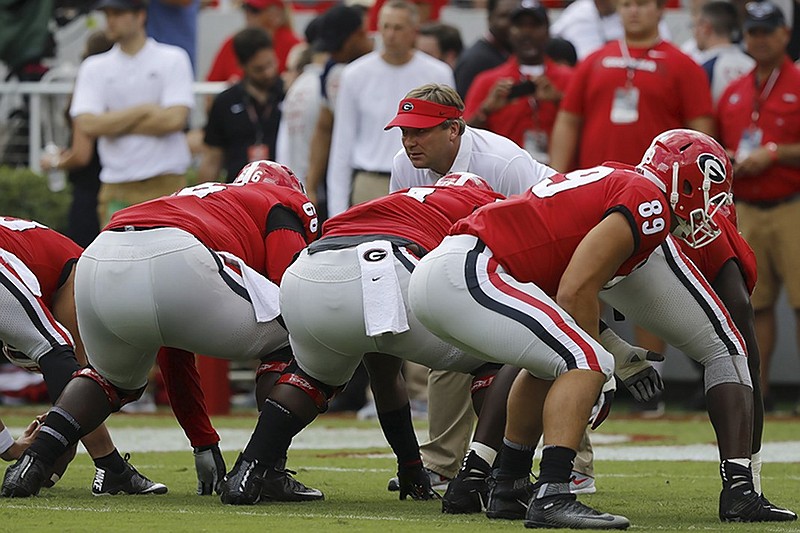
[679,214,757,295]
[716,57,800,203]
[560,40,712,169]
[206,26,301,81]
[107,182,318,285]
[452,164,670,296]
[0,217,82,307]
[464,57,573,147]
[322,186,505,253]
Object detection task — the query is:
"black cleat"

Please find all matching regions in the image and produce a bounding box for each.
[720,488,798,522]
[261,467,324,502]
[220,455,267,505]
[92,453,167,496]
[485,475,534,520]
[1,452,49,498]
[442,452,491,514]
[524,482,630,530]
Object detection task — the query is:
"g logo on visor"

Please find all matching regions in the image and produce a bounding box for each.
[697,153,726,183]
[401,102,414,112]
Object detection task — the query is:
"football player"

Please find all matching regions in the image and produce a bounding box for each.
[0,216,166,495]
[219,174,518,505]
[1,161,320,500]
[408,131,773,528]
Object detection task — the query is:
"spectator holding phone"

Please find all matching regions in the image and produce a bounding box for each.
[463,0,571,163]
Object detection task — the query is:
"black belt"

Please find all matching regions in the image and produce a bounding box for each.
[353,169,391,177]
[108,225,169,232]
[738,193,800,209]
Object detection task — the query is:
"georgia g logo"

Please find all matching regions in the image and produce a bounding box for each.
[401,102,414,112]
[697,153,726,183]
[363,249,388,262]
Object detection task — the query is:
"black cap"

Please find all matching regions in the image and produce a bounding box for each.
[316,5,363,53]
[744,1,786,32]
[95,0,149,10]
[510,0,548,24]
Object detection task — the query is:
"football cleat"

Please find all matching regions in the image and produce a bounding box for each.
[220,455,267,505]
[387,468,450,492]
[442,452,491,514]
[1,451,49,498]
[260,467,324,502]
[719,487,798,522]
[569,471,597,494]
[92,453,167,496]
[485,474,534,520]
[524,482,630,530]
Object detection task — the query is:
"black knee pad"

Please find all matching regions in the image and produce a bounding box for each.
[275,361,343,413]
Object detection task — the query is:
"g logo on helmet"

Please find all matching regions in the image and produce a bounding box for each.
[401,102,414,112]
[697,153,726,183]
[363,249,388,262]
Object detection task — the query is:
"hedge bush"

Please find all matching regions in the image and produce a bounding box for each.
[0,166,71,232]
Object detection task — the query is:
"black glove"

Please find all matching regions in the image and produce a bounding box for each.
[619,353,664,403]
[193,443,226,496]
[397,462,441,501]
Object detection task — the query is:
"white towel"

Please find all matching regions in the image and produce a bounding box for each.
[0,249,42,297]
[216,251,281,323]
[356,241,410,336]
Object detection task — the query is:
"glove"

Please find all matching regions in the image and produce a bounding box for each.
[193,443,226,496]
[397,462,441,501]
[590,376,616,430]
[600,328,665,403]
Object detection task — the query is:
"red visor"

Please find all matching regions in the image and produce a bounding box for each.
[384,98,463,130]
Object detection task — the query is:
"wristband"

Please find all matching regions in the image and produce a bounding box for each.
[765,142,778,162]
[0,427,13,456]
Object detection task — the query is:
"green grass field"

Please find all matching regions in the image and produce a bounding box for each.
[0,407,798,532]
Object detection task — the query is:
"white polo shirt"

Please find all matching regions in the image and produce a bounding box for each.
[70,38,194,184]
[389,126,556,197]
[276,63,324,183]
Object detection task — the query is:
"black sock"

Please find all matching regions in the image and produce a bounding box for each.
[243,398,307,467]
[538,445,576,484]
[28,406,81,466]
[495,439,534,481]
[93,448,126,474]
[376,403,420,467]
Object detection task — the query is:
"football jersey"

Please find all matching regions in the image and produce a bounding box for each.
[678,214,757,295]
[452,164,670,296]
[107,182,318,283]
[322,186,506,253]
[0,217,82,306]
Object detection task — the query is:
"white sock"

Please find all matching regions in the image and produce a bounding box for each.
[469,441,498,468]
[751,450,762,495]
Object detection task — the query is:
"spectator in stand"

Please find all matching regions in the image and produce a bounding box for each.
[550,0,671,61]
[366,0,448,31]
[416,22,464,69]
[70,0,194,225]
[199,28,284,182]
[694,0,754,104]
[146,0,200,72]
[40,31,113,248]
[206,0,300,82]
[326,0,454,218]
[716,0,800,411]
[464,0,572,162]
[454,0,516,98]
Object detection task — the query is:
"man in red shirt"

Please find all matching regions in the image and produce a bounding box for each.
[0,217,165,496]
[716,0,800,410]
[218,175,511,506]
[464,0,572,160]
[1,163,321,501]
[206,0,300,81]
[549,0,714,172]
[409,130,777,527]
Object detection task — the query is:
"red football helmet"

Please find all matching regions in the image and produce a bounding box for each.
[435,172,493,191]
[233,160,305,194]
[637,129,732,249]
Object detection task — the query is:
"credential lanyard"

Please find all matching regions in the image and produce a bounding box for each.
[751,67,780,124]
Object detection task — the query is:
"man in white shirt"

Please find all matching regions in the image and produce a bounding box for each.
[387,82,555,490]
[326,0,454,217]
[69,0,194,224]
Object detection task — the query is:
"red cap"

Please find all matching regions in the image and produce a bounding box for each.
[384,98,462,130]
[243,0,283,10]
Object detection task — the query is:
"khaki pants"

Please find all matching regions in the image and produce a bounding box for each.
[98,173,187,226]
[351,170,390,207]
[420,370,475,478]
